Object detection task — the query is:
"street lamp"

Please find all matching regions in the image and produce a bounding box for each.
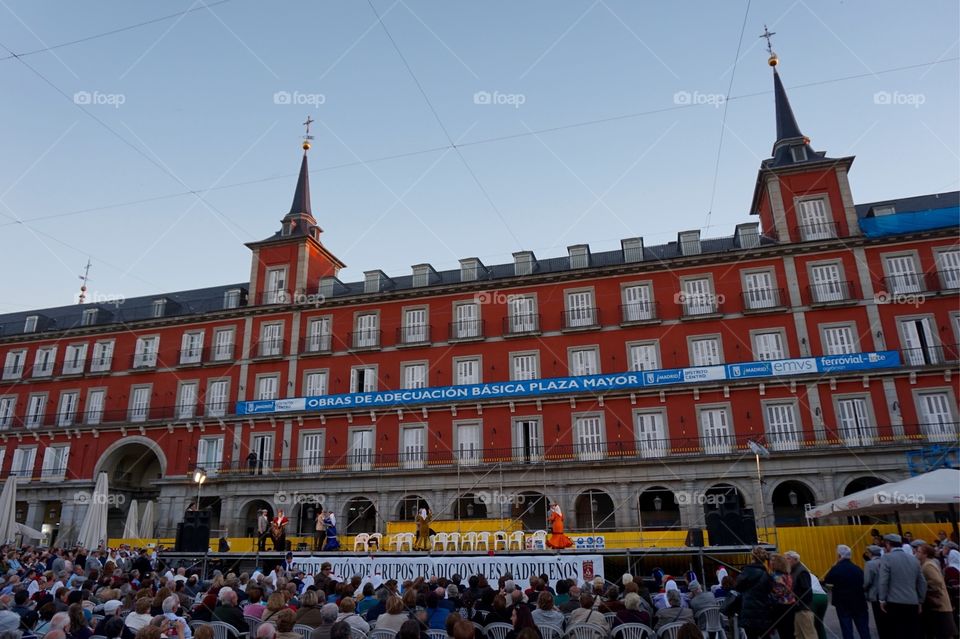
[747,440,771,541]
[193,466,207,509]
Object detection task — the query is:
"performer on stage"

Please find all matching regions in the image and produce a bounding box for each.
[314,509,327,551]
[322,511,340,551]
[256,509,270,552]
[414,506,432,551]
[546,502,573,549]
[271,509,290,551]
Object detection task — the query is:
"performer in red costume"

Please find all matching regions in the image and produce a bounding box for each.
[271,509,290,551]
[547,502,573,549]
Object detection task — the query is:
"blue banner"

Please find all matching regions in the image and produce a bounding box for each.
[236,350,900,416]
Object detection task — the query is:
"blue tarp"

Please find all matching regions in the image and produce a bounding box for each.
[859,206,959,237]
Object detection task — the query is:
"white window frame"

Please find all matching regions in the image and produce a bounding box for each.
[205,379,230,418]
[196,436,224,475]
[401,362,428,389]
[763,401,801,451]
[751,329,787,361]
[934,247,960,290]
[0,396,15,429]
[633,409,667,458]
[698,405,733,454]
[809,261,847,303]
[573,413,606,461]
[568,346,600,376]
[25,394,47,428]
[300,430,326,473]
[259,322,284,357]
[23,316,38,333]
[507,295,538,334]
[212,328,235,361]
[820,323,859,355]
[680,276,718,316]
[621,282,654,322]
[742,269,778,310]
[263,266,288,304]
[914,388,958,443]
[353,312,380,349]
[305,316,332,353]
[510,351,539,381]
[401,306,429,344]
[41,445,69,481]
[834,395,876,447]
[33,346,57,377]
[400,424,426,469]
[90,340,114,372]
[454,420,482,466]
[453,356,482,385]
[564,288,596,328]
[10,447,37,478]
[688,335,723,367]
[176,382,199,420]
[898,315,941,366]
[62,343,87,375]
[180,331,204,365]
[85,389,106,425]
[796,196,835,241]
[452,301,482,340]
[223,288,242,309]
[303,370,329,396]
[129,385,152,423]
[882,252,923,295]
[627,340,660,372]
[133,336,159,368]
[3,350,26,380]
[512,417,543,462]
[350,365,378,393]
[256,374,280,400]
[56,391,79,427]
[349,428,374,471]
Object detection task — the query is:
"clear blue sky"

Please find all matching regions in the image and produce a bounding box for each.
[1,0,957,313]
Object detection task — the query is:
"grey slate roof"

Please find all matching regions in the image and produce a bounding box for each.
[854,190,959,218]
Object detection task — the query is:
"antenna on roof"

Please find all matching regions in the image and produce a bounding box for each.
[77,259,92,304]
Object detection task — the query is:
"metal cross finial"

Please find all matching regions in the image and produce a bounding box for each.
[302,116,314,137]
[759,25,776,55]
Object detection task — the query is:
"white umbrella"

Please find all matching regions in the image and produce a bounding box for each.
[16,523,44,540]
[123,499,140,539]
[812,468,960,518]
[140,501,156,540]
[77,472,110,549]
[0,476,18,543]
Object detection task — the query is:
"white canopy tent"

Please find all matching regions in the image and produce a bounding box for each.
[810,468,960,520]
[76,472,110,550]
[141,500,156,540]
[122,499,140,539]
[0,476,48,544]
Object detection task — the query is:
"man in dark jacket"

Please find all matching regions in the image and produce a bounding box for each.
[785,551,816,639]
[132,551,152,578]
[822,545,870,639]
[877,533,926,639]
[212,589,249,633]
[734,547,773,638]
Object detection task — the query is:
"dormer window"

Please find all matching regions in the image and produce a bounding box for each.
[364,271,382,294]
[223,289,241,309]
[568,245,589,269]
[735,223,760,249]
[791,146,807,162]
[81,309,98,327]
[513,252,535,276]
[679,231,701,256]
[460,258,483,282]
[24,316,38,333]
[151,299,166,318]
[412,264,436,288]
[621,237,644,263]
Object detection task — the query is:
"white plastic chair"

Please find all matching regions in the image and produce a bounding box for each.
[485,622,513,639]
[351,628,369,639]
[655,622,687,639]
[392,532,414,551]
[427,631,447,639]
[370,630,398,639]
[530,529,548,548]
[432,532,449,550]
[293,625,314,639]
[206,622,241,639]
[611,623,656,639]
[368,532,383,549]
[353,533,371,551]
[447,531,461,551]
[476,531,491,550]
[493,531,508,550]
[564,624,606,639]
[539,624,564,639]
[696,606,724,635]
[462,531,478,550]
[507,530,524,550]
[245,616,262,637]
[604,613,617,627]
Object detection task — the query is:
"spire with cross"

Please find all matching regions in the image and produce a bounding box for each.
[760,25,779,66]
[302,115,314,151]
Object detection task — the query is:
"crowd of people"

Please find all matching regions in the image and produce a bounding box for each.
[0,530,956,639]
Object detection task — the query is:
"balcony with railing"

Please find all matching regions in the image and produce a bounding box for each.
[938,268,960,291]
[1,365,25,381]
[349,329,381,350]
[397,325,431,346]
[254,339,286,359]
[879,271,960,297]
[502,313,540,337]
[562,308,601,331]
[794,221,838,242]
[619,301,659,325]
[807,280,858,305]
[741,288,786,312]
[130,352,159,370]
[300,334,333,355]
[178,346,205,366]
[901,343,960,368]
[679,294,724,319]
[448,319,485,341]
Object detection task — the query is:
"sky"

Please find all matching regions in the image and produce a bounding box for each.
[0,0,957,313]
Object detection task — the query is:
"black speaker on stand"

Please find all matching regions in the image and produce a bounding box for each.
[175,510,211,552]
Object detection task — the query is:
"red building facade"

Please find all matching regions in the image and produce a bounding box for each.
[0,62,957,545]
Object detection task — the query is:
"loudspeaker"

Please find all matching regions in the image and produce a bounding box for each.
[740,510,758,545]
[185,510,212,528]
[685,528,704,547]
[705,511,729,546]
[176,511,211,552]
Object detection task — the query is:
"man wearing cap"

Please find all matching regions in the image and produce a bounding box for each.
[687,581,716,616]
[93,600,123,636]
[878,533,926,637]
[862,545,888,639]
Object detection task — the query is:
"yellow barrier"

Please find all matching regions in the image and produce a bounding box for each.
[110,521,951,578]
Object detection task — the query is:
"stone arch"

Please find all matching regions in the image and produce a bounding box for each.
[771,480,817,527]
[93,435,168,480]
[344,496,378,534]
[237,498,274,538]
[638,486,681,530]
[397,495,429,522]
[574,489,616,531]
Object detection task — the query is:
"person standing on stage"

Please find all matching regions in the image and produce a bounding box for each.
[415,507,431,551]
[257,510,270,552]
[323,511,340,551]
[272,509,290,551]
[314,509,327,552]
[546,503,573,549]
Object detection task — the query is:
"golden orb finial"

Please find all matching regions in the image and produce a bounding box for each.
[302,141,311,151]
[768,52,779,67]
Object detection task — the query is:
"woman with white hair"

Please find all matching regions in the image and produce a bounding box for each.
[546,503,573,549]
[653,590,693,632]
